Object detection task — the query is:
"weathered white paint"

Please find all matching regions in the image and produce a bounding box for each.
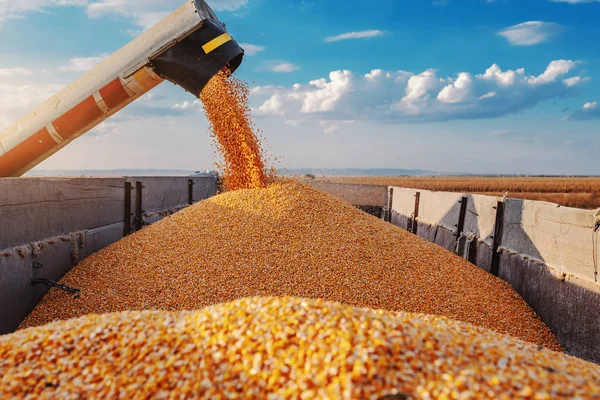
[390,186,599,284]
[390,189,498,240]
[390,187,419,216]
[501,198,599,282]
[464,194,499,245]
[385,186,600,363]
[417,190,464,230]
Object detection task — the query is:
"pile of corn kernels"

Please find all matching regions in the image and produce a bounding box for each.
[4,297,600,399]
[20,181,560,351]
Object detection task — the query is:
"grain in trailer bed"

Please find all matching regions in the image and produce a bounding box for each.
[3,297,599,399]
[21,181,560,351]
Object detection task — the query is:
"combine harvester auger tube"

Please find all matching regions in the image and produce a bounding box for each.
[0,0,244,177]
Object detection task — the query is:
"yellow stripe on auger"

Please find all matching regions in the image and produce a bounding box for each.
[202,33,233,54]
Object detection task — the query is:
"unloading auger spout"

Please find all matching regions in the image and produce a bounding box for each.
[0,0,244,177]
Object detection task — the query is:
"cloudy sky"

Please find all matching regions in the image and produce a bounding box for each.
[1,0,599,175]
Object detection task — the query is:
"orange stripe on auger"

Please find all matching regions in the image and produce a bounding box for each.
[53,96,104,140]
[100,78,131,109]
[52,71,160,140]
[0,128,56,177]
[133,68,163,91]
[0,68,164,177]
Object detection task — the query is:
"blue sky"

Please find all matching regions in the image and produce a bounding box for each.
[0,0,599,175]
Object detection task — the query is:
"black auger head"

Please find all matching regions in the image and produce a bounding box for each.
[150,0,245,96]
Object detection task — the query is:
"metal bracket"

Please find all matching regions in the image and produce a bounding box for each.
[490,201,505,276]
[411,192,421,235]
[188,179,195,205]
[30,263,81,296]
[133,216,151,228]
[386,188,394,223]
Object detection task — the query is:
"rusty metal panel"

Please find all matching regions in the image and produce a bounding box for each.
[0,177,125,250]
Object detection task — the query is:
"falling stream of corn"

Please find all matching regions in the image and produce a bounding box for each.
[200,70,270,190]
[2,72,600,398]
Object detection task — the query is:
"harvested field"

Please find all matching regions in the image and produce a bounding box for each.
[320,176,600,209]
[21,181,560,351]
[4,297,599,399]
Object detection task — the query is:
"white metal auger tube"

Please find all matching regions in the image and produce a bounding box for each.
[0,0,244,177]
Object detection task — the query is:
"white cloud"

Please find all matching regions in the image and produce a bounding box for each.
[479,91,497,99]
[477,64,524,86]
[0,67,33,77]
[133,11,170,29]
[568,101,600,120]
[0,0,250,27]
[526,60,577,85]
[262,61,300,73]
[239,43,265,56]
[0,82,63,110]
[284,119,305,127]
[255,71,354,116]
[0,78,65,130]
[86,0,249,28]
[272,63,300,73]
[0,0,87,25]
[85,1,173,28]
[319,120,355,134]
[253,60,586,123]
[257,95,286,116]
[365,69,383,80]
[498,21,563,46]
[563,76,588,87]
[283,119,354,135]
[250,85,285,95]
[402,69,438,104]
[325,30,385,43]
[60,54,108,72]
[437,73,474,104]
[320,120,339,134]
[302,70,352,112]
[172,99,200,110]
[88,121,118,138]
